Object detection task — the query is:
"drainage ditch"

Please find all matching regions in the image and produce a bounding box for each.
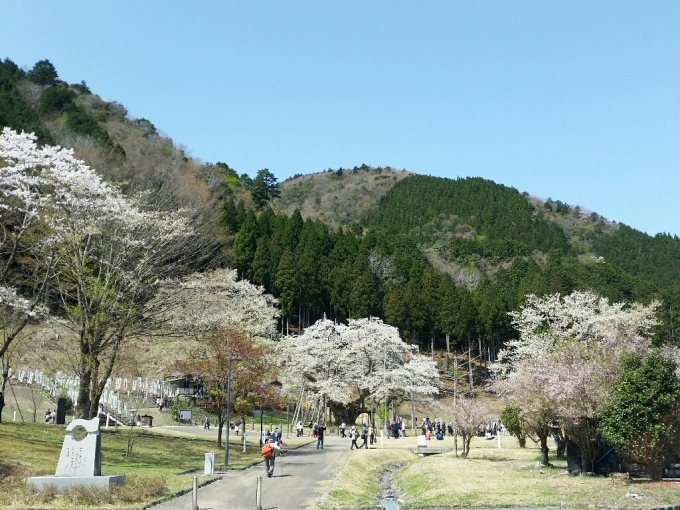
[376,463,403,509]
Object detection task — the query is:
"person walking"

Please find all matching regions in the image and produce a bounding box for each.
[350,426,360,450]
[316,423,327,449]
[368,423,375,446]
[360,426,369,449]
[296,421,303,437]
[339,421,346,438]
[262,437,281,478]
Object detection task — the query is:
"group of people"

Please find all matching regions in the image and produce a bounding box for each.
[348,423,375,449]
[44,409,56,423]
[421,416,450,440]
[385,419,407,439]
[264,426,283,444]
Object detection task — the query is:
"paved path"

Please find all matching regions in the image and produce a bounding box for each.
[153,435,351,510]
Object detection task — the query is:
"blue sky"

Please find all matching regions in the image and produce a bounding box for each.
[1,1,679,235]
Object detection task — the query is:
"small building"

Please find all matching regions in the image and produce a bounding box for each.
[164,372,201,397]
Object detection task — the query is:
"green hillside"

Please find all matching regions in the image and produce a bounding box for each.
[3,56,680,354]
[364,175,570,255]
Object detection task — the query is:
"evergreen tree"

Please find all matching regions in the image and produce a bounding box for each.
[599,352,680,481]
[251,169,281,209]
[384,288,408,338]
[455,287,478,341]
[275,248,297,320]
[28,59,58,85]
[252,237,271,289]
[437,275,460,352]
[232,212,258,279]
[222,197,239,234]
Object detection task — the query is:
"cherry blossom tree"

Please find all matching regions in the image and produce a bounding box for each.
[0,128,208,418]
[450,395,489,458]
[278,317,440,426]
[149,268,280,341]
[0,128,60,359]
[493,291,661,468]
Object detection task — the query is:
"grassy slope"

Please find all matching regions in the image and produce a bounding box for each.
[318,435,680,509]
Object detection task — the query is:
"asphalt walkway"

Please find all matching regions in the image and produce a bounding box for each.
[153,434,351,510]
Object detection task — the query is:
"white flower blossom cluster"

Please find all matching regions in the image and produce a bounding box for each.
[278,317,440,408]
[152,268,280,340]
[492,291,676,432]
[0,127,190,247]
[0,286,48,319]
[498,290,658,371]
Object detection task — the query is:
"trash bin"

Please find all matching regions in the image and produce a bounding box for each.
[56,398,67,425]
[204,452,216,475]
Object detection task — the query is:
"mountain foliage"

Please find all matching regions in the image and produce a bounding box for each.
[3,56,680,358]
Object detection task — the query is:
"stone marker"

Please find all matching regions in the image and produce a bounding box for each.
[204,452,216,475]
[27,417,125,493]
[417,435,427,447]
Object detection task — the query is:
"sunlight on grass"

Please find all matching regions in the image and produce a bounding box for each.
[314,433,680,509]
[0,422,263,508]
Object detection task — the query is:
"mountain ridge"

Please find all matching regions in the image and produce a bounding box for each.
[3,57,680,349]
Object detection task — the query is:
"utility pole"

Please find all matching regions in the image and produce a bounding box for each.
[468,331,473,390]
[453,352,458,457]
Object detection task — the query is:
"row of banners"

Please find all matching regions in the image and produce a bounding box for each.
[13,369,177,416]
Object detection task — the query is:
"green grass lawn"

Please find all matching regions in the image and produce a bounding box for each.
[316,435,680,509]
[0,421,278,508]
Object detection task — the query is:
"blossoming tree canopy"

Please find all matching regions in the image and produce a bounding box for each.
[492,290,662,466]
[450,395,489,458]
[151,268,280,341]
[1,127,198,418]
[498,291,658,368]
[279,317,440,424]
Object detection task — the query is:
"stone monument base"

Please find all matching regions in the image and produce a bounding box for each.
[27,475,126,493]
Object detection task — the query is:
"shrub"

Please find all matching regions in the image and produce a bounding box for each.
[500,405,527,448]
[599,351,680,481]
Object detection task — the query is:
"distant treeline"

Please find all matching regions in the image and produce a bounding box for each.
[4,56,680,351]
[225,174,678,351]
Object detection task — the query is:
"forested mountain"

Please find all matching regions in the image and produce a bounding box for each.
[3,56,680,357]
[0,57,226,266]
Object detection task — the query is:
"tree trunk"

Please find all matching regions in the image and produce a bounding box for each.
[539,433,550,465]
[462,434,471,458]
[518,433,527,448]
[77,354,93,419]
[328,400,366,428]
[453,351,458,457]
[648,458,665,481]
[87,338,120,419]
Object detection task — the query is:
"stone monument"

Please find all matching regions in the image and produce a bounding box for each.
[27,417,126,493]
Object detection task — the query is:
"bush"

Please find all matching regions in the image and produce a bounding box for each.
[500,405,526,448]
[599,351,680,481]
